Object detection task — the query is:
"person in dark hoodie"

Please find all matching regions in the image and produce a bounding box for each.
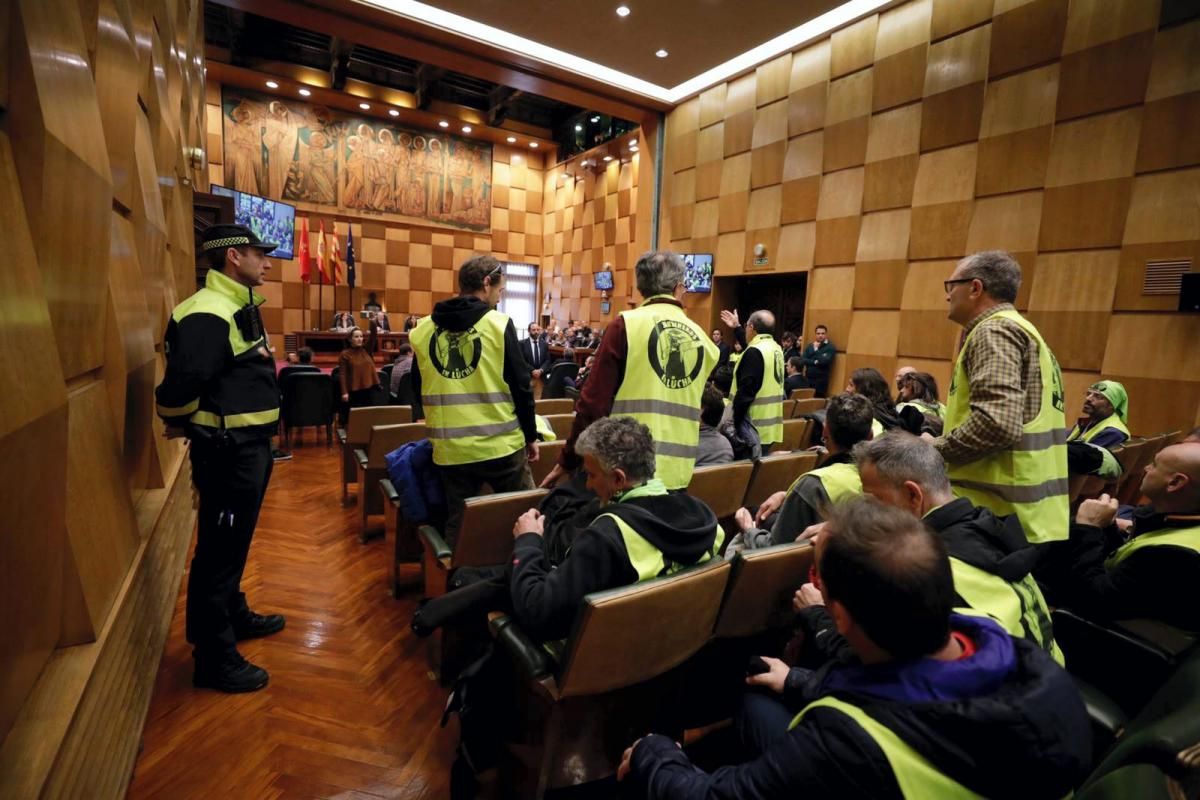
[410,255,539,548]
[509,416,722,644]
[618,497,1092,800]
[853,432,1063,664]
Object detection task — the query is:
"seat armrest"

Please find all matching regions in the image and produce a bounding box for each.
[1072,675,1127,761]
[354,447,369,468]
[337,427,347,444]
[380,478,400,505]
[490,614,553,681]
[418,525,453,561]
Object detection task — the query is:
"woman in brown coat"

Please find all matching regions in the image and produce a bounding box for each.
[338,328,380,419]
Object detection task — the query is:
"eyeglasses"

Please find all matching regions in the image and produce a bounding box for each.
[943,278,980,293]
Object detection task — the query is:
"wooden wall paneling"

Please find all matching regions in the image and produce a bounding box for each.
[787,40,831,137]
[60,382,141,645]
[1137,92,1200,173]
[925,24,991,95]
[699,83,728,129]
[723,73,757,157]
[1025,250,1120,370]
[1061,0,1160,55]
[8,0,115,380]
[975,127,1053,196]
[751,99,789,187]
[898,309,962,359]
[780,131,823,223]
[1056,32,1155,121]
[824,69,872,172]
[966,191,1043,257]
[931,0,993,41]
[874,0,932,111]
[718,153,751,233]
[988,0,1068,78]
[669,98,700,172]
[716,231,748,276]
[692,199,720,240]
[910,144,977,258]
[901,258,960,310]
[1044,108,1142,187]
[777,222,817,271]
[696,123,725,200]
[1039,179,1134,251]
[875,0,933,62]
[863,103,921,211]
[975,63,1057,195]
[847,310,902,355]
[747,185,783,231]
[744,227,781,273]
[1122,168,1200,246]
[831,14,879,78]
[1114,241,1200,312]
[808,265,856,309]
[1101,313,1200,380]
[756,53,792,107]
[921,25,990,150]
[814,167,864,265]
[1106,376,1200,435]
[131,113,170,336]
[91,0,140,212]
[1146,19,1200,104]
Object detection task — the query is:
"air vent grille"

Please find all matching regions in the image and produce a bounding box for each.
[1143,259,1192,295]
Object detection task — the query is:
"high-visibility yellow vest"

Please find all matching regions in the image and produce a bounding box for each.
[596,480,723,580]
[1067,414,1130,444]
[871,418,884,437]
[610,298,720,489]
[898,399,947,420]
[796,461,862,505]
[1105,524,1200,569]
[949,558,1065,665]
[790,696,983,799]
[944,309,1069,543]
[732,334,785,445]
[410,309,526,466]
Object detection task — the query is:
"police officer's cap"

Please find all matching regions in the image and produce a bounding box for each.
[200,223,278,255]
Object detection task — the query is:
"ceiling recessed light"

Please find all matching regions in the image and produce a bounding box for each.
[616,5,630,16]
[359,102,370,110]
[590,115,600,123]
[298,87,311,97]
[388,109,400,116]
[575,124,583,131]
[629,144,639,151]
[603,155,613,162]
[439,120,450,128]
[461,125,472,133]
[529,142,539,148]
[506,136,517,143]
[655,49,669,58]
[265,80,279,89]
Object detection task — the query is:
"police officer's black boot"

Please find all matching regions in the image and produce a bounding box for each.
[232,611,287,640]
[193,653,270,693]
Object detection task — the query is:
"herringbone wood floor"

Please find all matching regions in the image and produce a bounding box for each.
[129,437,454,799]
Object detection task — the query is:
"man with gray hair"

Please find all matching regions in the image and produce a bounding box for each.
[542,251,720,490]
[719,308,786,449]
[510,417,722,642]
[934,251,1068,544]
[853,431,1062,663]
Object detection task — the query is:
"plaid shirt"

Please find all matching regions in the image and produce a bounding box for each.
[936,303,1043,465]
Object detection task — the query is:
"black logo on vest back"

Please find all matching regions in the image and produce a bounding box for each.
[429,326,483,379]
[773,350,784,385]
[648,319,704,389]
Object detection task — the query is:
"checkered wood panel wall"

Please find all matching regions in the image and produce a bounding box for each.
[206,87,546,338]
[660,0,1200,435]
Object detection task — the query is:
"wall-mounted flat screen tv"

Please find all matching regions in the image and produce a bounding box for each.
[683,253,713,293]
[594,270,614,290]
[211,185,297,260]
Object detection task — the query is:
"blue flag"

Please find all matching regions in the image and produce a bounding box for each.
[346,224,356,289]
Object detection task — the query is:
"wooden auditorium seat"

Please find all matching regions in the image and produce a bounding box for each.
[535,398,575,416]
[380,477,425,596]
[778,418,814,451]
[713,542,814,639]
[354,422,423,541]
[543,412,575,441]
[789,387,816,400]
[489,558,731,798]
[1110,439,1148,504]
[530,440,565,486]
[338,405,412,501]
[687,462,755,521]
[781,398,798,420]
[742,451,819,514]
[793,397,826,416]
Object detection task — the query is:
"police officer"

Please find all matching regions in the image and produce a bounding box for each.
[409,255,539,548]
[540,251,720,490]
[156,224,285,693]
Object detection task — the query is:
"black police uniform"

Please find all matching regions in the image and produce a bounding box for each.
[155,224,285,691]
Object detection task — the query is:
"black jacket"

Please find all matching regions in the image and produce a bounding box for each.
[627,616,1091,800]
[410,296,537,444]
[510,485,719,642]
[519,335,552,373]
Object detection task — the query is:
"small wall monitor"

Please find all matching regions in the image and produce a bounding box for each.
[683,253,713,293]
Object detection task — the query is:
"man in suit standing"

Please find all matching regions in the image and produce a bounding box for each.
[711,328,731,367]
[520,321,552,381]
[802,323,836,397]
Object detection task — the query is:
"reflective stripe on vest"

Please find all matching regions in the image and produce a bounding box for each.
[410,309,526,466]
[790,696,984,799]
[949,558,1064,666]
[612,299,720,489]
[595,478,723,580]
[1067,414,1130,444]
[190,407,281,430]
[1104,524,1200,569]
[733,334,785,445]
[944,310,1069,543]
[796,461,862,506]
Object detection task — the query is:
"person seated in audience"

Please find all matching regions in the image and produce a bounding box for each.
[545,346,579,392]
[853,432,1062,663]
[1066,380,1130,449]
[278,347,319,381]
[1049,442,1200,632]
[783,356,808,397]
[575,354,596,390]
[696,384,734,466]
[403,314,420,332]
[894,364,916,394]
[846,367,904,434]
[337,328,380,421]
[728,393,872,552]
[509,416,722,643]
[373,310,391,333]
[619,497,1092,800]
[331,310,356,331]
[896,371,946,435]
[388,343,414,399]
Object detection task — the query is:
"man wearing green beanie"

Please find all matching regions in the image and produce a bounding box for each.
[1067,381,1130,449]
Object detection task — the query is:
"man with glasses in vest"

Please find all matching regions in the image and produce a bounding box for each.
[540,252,720,490]
[410,255,539,548]
[619,497,1091,799]
[720,308,786,452]
[931,251,1069,544]
[155,224,286,693]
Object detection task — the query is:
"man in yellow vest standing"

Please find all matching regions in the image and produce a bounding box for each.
[931,251,1069,544]
[619,498,1091,798]
[540,251,719,490]
[1066,380,1131,449]
[410,255,539,547]
[720,309,786,452]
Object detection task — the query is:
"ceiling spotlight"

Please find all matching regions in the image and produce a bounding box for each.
[298,87,312,96]
[388,109,400,117]
[506,136,517,143]
[603,155,613,162]
[438,120,450,128]
[265,80,279,89]
[529,142,539,148]
[629,144,639,151]
[655,49,669,58]
[591,115,601,123]
[359,102,370,110]
[616,5,630,16]
[462,125,472,133]
[575,124,583,132]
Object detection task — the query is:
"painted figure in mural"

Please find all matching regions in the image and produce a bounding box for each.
[424,140,444,217]
[371,128,396,211]
[344,134,366,209]
[263,101,298,200]
[226,103,262,195]
[303,129,337,205]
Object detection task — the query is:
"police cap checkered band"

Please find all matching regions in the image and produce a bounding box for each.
[200,223,278,254]
[202,235,252,251]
